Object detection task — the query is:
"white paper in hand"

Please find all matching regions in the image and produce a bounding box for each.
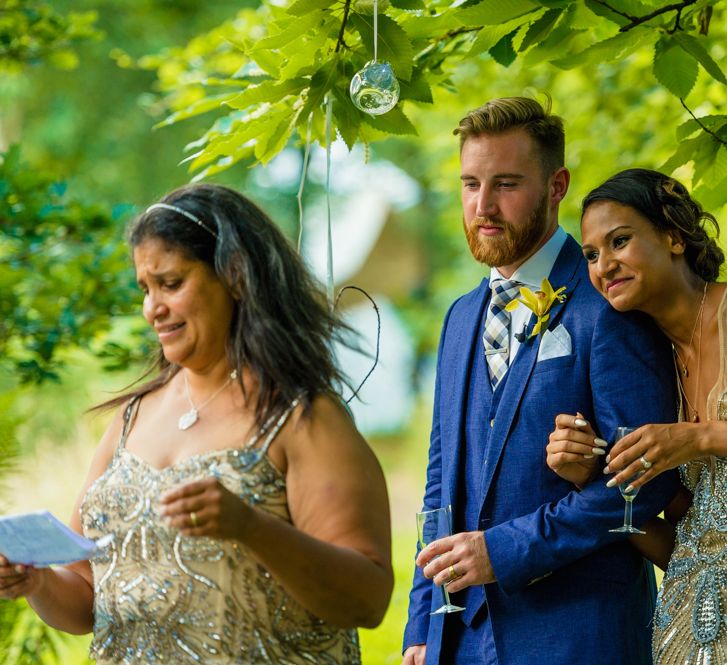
[0,510,112,567]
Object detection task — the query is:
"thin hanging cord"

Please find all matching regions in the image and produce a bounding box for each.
[334,285,381,404]
[325,94,334,305]
[373,0,378,61]
[296,113,313,251]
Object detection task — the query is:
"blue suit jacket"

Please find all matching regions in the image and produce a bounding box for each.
[404,236,680,664]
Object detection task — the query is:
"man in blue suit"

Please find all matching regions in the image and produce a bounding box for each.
[402,97,680,664]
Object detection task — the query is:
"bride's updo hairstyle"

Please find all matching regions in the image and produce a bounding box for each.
[582,168,723,282]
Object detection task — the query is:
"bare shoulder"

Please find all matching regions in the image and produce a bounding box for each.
[284,394,368,457]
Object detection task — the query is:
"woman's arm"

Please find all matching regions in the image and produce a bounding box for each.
[628,518,675,572]
[0,408,123,634]
[159,395,393,629]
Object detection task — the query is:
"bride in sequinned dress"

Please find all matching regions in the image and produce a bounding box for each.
[546,168,727,664]
[0,184,393,664]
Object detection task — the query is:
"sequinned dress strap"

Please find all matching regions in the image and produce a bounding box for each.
[244,398,302,455]
[117,396,141,453]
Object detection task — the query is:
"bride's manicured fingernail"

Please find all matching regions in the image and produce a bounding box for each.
[584,454,594,459]
[594,438,607,447]
[592,448,606,456]
[575,418,587,427]
[603,465,611,474]
[625,485,635,493]
[605,454,611,463]
[606,478,617,488]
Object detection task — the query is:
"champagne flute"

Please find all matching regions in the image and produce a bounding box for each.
[416,505,465,615]
[608,427,646,534]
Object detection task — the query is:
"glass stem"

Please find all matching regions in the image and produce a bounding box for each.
[442,584,452,607]
[624,497,634,529]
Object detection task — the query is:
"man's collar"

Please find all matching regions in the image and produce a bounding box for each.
[489,226,567,288]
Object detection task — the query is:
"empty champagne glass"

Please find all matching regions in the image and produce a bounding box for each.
[416,505,465,615]
[609,427,646,534]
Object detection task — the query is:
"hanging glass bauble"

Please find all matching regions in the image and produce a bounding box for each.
[349,60,400,115]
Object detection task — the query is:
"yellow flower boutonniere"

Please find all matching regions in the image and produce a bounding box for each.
[506,278,567,338]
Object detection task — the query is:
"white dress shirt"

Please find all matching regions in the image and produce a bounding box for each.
[489,225,568,363]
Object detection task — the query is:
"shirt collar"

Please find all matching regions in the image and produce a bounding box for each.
[489,225,567,289]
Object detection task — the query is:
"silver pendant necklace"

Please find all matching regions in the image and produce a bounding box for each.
[178,369,237,430]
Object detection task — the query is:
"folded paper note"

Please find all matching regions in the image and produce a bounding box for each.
[0,510,111,567]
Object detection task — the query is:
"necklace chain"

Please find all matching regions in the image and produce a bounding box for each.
[673,280,708,378]
[178,369,236,430]
[673,281,708,423]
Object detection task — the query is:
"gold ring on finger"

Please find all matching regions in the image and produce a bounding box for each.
[190,511,198,527]
[448,565,458,581]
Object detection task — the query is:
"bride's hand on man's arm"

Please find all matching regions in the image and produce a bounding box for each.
[546,413,607,487]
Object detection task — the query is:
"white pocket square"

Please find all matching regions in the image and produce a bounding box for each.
[537,323,572,361]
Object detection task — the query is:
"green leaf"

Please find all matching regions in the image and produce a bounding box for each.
[676,115,727,141]
[467,15,532,57]
[331,87,361,149]
[390,0,426,8]
[552,27,651,70]
[695,142,727,187]
[457,0,539,26]
[360,105,417,136]
[225,78,308,110]
[490,30,518,66]
[398,67,433,103]
[400,12,461,40]
[287,0,337,17]
[673,32,727,85]
[299,57,340,118]
[251,12,326,51]
[350,14,414,81]
[153,93,238,128]
[653,38,698,99]
[660,134,707,174]
[519,8,563,51]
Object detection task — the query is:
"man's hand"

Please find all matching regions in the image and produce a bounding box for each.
[416,530,495,592]
[402,644,426,664]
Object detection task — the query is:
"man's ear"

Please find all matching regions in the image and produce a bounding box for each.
[550,167,570,205]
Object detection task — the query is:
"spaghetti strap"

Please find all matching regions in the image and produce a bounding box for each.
[118,396,141,453]
[244,398,301,454]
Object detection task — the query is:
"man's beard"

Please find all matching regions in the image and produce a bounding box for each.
[463,193,549,268]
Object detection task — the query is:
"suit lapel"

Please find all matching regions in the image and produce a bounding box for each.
[443,279,492,507]
[478,235,583,502]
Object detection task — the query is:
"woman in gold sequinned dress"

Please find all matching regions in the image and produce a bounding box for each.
[546,168,727,663]
[0,184,393,664]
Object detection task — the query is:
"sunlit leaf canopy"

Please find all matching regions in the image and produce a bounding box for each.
[3,0,727,382]
[138,0,727,215]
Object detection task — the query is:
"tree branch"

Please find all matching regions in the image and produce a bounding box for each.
[335,0,352,53]
[591,0,700,32]
[680,98,727,147]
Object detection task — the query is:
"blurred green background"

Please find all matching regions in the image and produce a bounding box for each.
[2,0,725,662]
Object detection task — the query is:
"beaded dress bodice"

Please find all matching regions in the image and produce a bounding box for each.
[80,399,360,664]
[653,288,727,665]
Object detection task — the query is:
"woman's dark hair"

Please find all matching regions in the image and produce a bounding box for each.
[100,183,355,427]
[582,168,723,281]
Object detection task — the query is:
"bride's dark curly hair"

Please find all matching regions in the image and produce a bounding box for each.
[101,183,354,427]
[582,168,723,281]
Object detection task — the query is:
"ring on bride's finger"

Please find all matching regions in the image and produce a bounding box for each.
[639,455,653,470]
[190,511,198,527]
[448,565,458,581]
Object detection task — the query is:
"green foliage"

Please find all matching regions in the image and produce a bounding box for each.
[0,600,92,665]
[0,146,143,384]
[137,0,727,210]
[0,0,100,71]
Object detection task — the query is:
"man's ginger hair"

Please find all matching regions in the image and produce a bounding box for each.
[454,96,565,178]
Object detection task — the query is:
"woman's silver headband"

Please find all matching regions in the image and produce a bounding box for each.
[145,202,219,239]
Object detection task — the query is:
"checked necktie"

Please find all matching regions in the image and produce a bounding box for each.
[482,280,522,388]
